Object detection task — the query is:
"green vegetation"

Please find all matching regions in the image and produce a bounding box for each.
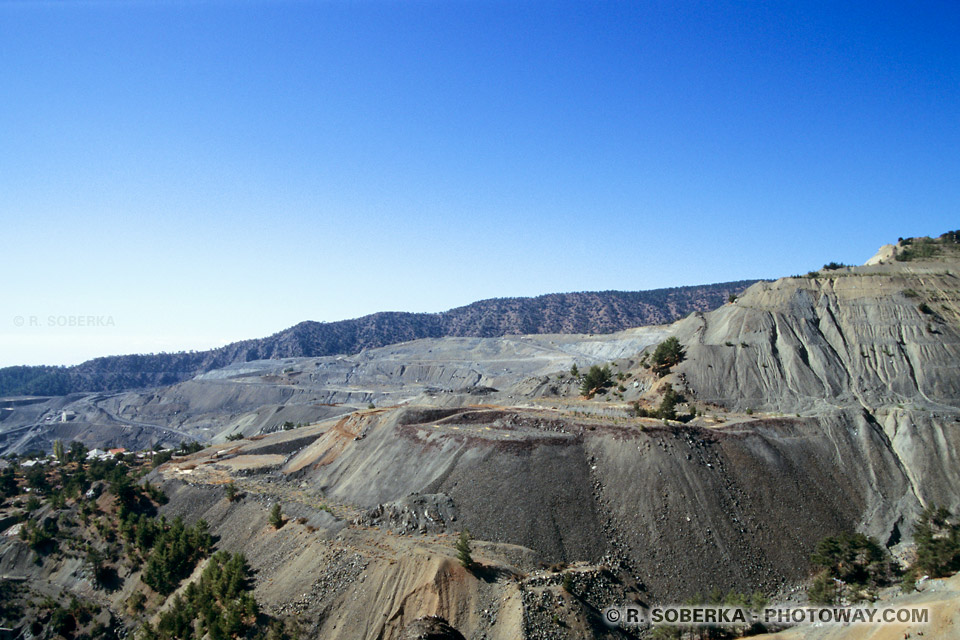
[140,517,213,595]
[67,440,88,462]
[269,503,284,529]
[893,231,959,262]
[225,433,244,441]
[579,364,613,397]
[906,505,960,586]
[0,581,25,629]
[0,439,297,639]
[632,384,695,422]
[127,591,147,613]
[25,463,50,492]
[179,441,204,455]
[225,482,239,502]
[139,551,293,640]
[19,516,59,552]
[651,337,685,377]
[569,363,579,378]
[656,384,681,420]
[807,531,893,604]
[53,439,66,463]
[86,547,114,588]
[896,237,939,262]
[822,261,847,271]
[0,467,17,498]
[0,364,73,396]
[455,529,474,569]
[33,596,103,639]
[941,229,960,244]
[151,450,174,468]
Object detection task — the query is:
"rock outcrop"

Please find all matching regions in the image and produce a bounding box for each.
[400,616,467,640]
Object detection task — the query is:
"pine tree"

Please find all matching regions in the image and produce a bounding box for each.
[579,365,612,397]
[269,503,284,529]
[651,337,685,377]
[455,529,473,569]
[913,505,960,577]
[657,383,681,420]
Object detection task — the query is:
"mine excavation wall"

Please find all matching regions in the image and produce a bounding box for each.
[248,405,942,600]
[108,380,306,421]
[673,274,960,414]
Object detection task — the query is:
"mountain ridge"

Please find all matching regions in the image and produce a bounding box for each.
[0,280,758,396]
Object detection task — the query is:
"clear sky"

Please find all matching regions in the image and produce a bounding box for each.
[1,0,957,367]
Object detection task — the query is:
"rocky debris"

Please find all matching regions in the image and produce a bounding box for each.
[272,549,367,618]
[400,616,467,640]
[519,565,644,639]
[489,414,572,434]
[353,493,458,535]
[524,565,637,609]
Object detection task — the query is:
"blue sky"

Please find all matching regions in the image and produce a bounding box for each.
[1,0,958,366]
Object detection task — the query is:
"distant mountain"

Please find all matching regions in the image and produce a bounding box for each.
[0,281,758,396]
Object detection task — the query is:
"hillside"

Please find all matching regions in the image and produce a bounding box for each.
[3,233,960,639]
[0,281,757,396]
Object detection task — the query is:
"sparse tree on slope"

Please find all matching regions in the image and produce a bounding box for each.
[269,503,284,529]
[456,529,474,569]
[651,337,685,377]
[912,505,960,578]
[579,365,612,397]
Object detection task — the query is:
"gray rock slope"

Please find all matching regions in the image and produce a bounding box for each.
[673,265,960,414]
[275,407,909,600]
[662,257,960,545]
